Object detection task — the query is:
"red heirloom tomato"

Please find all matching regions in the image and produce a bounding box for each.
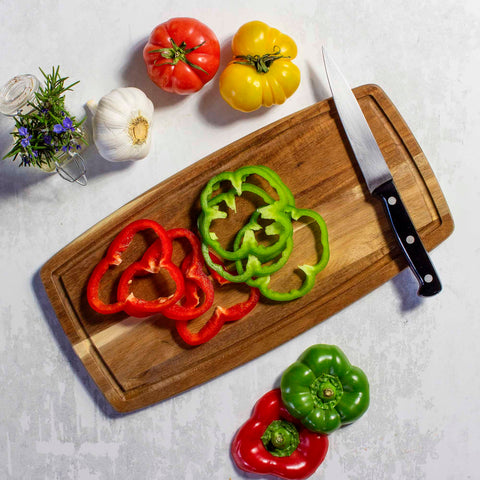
[143,17,220,95]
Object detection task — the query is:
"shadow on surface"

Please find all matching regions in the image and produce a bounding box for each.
[392,268,424,312]
[0,107,134,197]
[0,117,48,196]
[32,268,126,419]
[77,111,134,180]
[306,61,332,103]
[121,36,188,110]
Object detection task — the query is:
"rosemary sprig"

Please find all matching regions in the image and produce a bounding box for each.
[2,66,85,169]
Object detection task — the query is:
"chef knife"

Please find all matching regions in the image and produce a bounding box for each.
[322,47,441,296]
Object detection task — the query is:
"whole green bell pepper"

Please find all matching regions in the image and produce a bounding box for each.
[280,344,369,434]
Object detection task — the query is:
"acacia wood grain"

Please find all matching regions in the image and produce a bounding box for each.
[40,85,454,412]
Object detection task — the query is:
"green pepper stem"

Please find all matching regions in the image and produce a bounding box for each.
[261,420,300,457]
[272,432,286,449]
[323,388,334,398]
[310,373,344,409]
[234,45,290,73]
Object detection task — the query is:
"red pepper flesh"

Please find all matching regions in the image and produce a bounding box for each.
[116,227,213,318]
[87,219,185,316]
[162,228,215,320]
[175,252,260,345]
[175,284,259,345]
[231,389,329,480]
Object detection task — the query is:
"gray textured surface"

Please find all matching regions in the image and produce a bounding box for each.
[1,1,479,479]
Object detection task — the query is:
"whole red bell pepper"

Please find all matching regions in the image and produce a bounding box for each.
[231,389,329,480]
[87,219,185,317]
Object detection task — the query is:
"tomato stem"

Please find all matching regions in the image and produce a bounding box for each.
[233,45,290,73]
[149,39,208,74]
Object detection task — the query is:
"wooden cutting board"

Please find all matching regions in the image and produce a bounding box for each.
[41,85,453,413]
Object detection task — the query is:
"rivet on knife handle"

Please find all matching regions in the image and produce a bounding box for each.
[374,180,442,296]
[322,47,442,297]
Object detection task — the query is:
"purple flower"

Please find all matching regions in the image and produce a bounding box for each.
[53,124,64,133]
[32,150,38,157]
[43,135,52,145]
[18,126,29,136]
[20,135,31,148]
[62,117,75,132]
[61,145,69,153]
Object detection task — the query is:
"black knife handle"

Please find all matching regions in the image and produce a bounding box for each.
[374,179,442,297]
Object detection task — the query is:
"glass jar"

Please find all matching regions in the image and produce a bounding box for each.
[0,74,40,116]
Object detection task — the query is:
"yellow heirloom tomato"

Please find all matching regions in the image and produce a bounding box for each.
[219,21,301,112]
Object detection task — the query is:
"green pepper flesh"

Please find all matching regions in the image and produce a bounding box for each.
[281,344,369,434]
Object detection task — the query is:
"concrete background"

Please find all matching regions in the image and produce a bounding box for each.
[1,1,479,478]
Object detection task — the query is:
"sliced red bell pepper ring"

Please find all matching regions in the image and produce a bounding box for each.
[162,228,215,321]
[116,228,214,319]
[206,251,231,286]
[175,284,259,345]
[181,278,203,308]
[86,219,185,316]
[175,252,260,345]
[231,388,329,480]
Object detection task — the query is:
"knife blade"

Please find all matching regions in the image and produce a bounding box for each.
[322,47,442,296]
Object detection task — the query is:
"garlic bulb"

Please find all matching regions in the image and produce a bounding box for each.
[88,87,154,162]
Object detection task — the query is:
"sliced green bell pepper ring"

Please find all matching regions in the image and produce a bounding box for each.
[231,388,329,480]
[280,344,370,434]
[203,165,295,209]
[86,219,185,317]
[204,181,293,264]
[205,251,231,286]
[207,181,275,211]
[175,252,260,345]
[198,165,295,262]
[238,206,330,301]
[202,209,295,283]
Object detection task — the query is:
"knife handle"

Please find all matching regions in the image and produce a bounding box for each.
[374,179,442,297]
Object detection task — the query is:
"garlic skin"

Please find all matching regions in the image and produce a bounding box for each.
[89,87,154,162]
